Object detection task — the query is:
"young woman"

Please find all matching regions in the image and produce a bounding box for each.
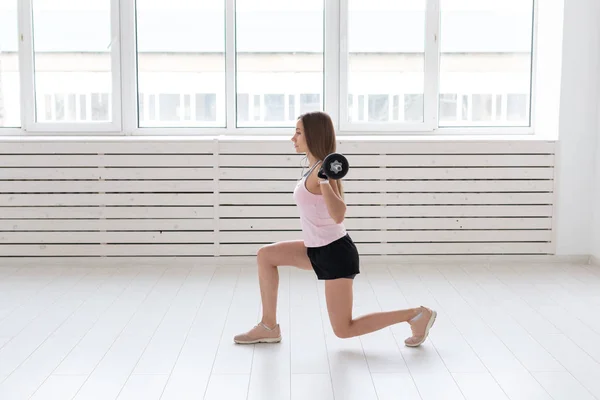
[234,111,436,346]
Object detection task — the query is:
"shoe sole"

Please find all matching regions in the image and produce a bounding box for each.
[234,337,282,344]
[405,310,437,347]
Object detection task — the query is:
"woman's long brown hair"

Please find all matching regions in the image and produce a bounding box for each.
[299,111,344,198]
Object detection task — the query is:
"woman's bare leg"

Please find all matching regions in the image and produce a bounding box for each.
[324,279,436,345]
[234,240,312,344]
[256,240,312,327]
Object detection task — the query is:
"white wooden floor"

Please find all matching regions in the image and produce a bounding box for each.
[0,262,599,400]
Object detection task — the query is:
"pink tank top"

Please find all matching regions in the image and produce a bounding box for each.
[293,161,347,248]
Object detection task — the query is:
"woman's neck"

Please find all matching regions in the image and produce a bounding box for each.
[307,153,319,167]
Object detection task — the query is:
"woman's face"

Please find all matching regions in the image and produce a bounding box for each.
[292,119,308,154]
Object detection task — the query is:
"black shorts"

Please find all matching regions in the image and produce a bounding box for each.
[306,234,360,280]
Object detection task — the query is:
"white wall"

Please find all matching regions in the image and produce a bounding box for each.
[593,82,600,262]
[555,0,600,256]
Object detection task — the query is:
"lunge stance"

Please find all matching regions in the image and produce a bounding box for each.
[234,111,436,346]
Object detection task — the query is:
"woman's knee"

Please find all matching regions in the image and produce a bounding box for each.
[257,244,274,266]
[332,322,353,339]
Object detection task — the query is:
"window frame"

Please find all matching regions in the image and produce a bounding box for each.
[339,0,440,133]
[1,0,538,136]
[18,0,122,134]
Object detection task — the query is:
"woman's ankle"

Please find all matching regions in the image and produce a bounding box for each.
[260,318,277,329]
[408,307,424,323]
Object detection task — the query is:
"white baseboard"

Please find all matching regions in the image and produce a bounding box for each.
[0,254,592,268]
[194,254,590,266]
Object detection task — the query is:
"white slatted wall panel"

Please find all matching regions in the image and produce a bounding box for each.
[0,138,556,258]
[0,140,217,257]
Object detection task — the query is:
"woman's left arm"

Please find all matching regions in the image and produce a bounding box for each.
[319,179,346,223]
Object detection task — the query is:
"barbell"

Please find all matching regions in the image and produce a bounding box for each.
[317,152,349,180]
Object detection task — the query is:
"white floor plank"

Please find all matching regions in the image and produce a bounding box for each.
[452,372,509,400]
[324,337,379,400]
[0,267,105,382]
[533,371,597,400]
[0,267,135,399]
[132,267,215,375]
[411,372,466,400]
[534,333,600,398]
[360,327,409,373]
[204,373,250,400]
[73,267,191,400]
[291,373,334,400]
[290,270,329,375]
[117,374,169,400]
[248,370,291,400]
[0,267,66,324]
[211,268,260,375]
[29,374,88,400]
[318,281,378,400]
[371,373,422,400]
[0,262,597,399]
[492,372,554,400]
[160,267,241,400]
[53,267,163,376]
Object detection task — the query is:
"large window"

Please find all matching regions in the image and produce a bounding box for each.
[0,0,20,127]
[235,0,324,127]
[439,0,534,127]
[136,0,225,127]
[29,0,119,129]
[1,0,537,134]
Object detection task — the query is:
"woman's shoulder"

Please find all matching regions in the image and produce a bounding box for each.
[305,162,323,194]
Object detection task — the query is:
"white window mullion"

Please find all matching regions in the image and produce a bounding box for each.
[120,0,137,134]
[324,0,340,130]
[18,0,34,132]
[424,0,440,131]
[109,0,122,132]
[338,0,349,129]
[225,0,236,130]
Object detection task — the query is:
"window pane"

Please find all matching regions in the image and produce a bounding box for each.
[0,1,20,127]
[348,95,354,121]
[195,93,216,121]
[55,94,66,121]
[358,95,365,121]
[507,93,527,122]
[300,94,320,115]
[348,0,425,123]
[79,95,87,120]
[264,94,285,121]
[392,95,400,121]
[253,95,261,120]
[43,95,52,120]
[183,94,191,120]
[461,95,469,120]
[368,95,389,122]
[495,94,502,119]
[67,94,77,120]
[136,0,225,127]
[237,93,249,122]
[439,0,534,127]
[32,0,112,124]
[158,94,179,122]
[236,0,324,127]
[404,94,423,122]
[439,93,457,121]
[472,94,492,121]
[288,95,296,120]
